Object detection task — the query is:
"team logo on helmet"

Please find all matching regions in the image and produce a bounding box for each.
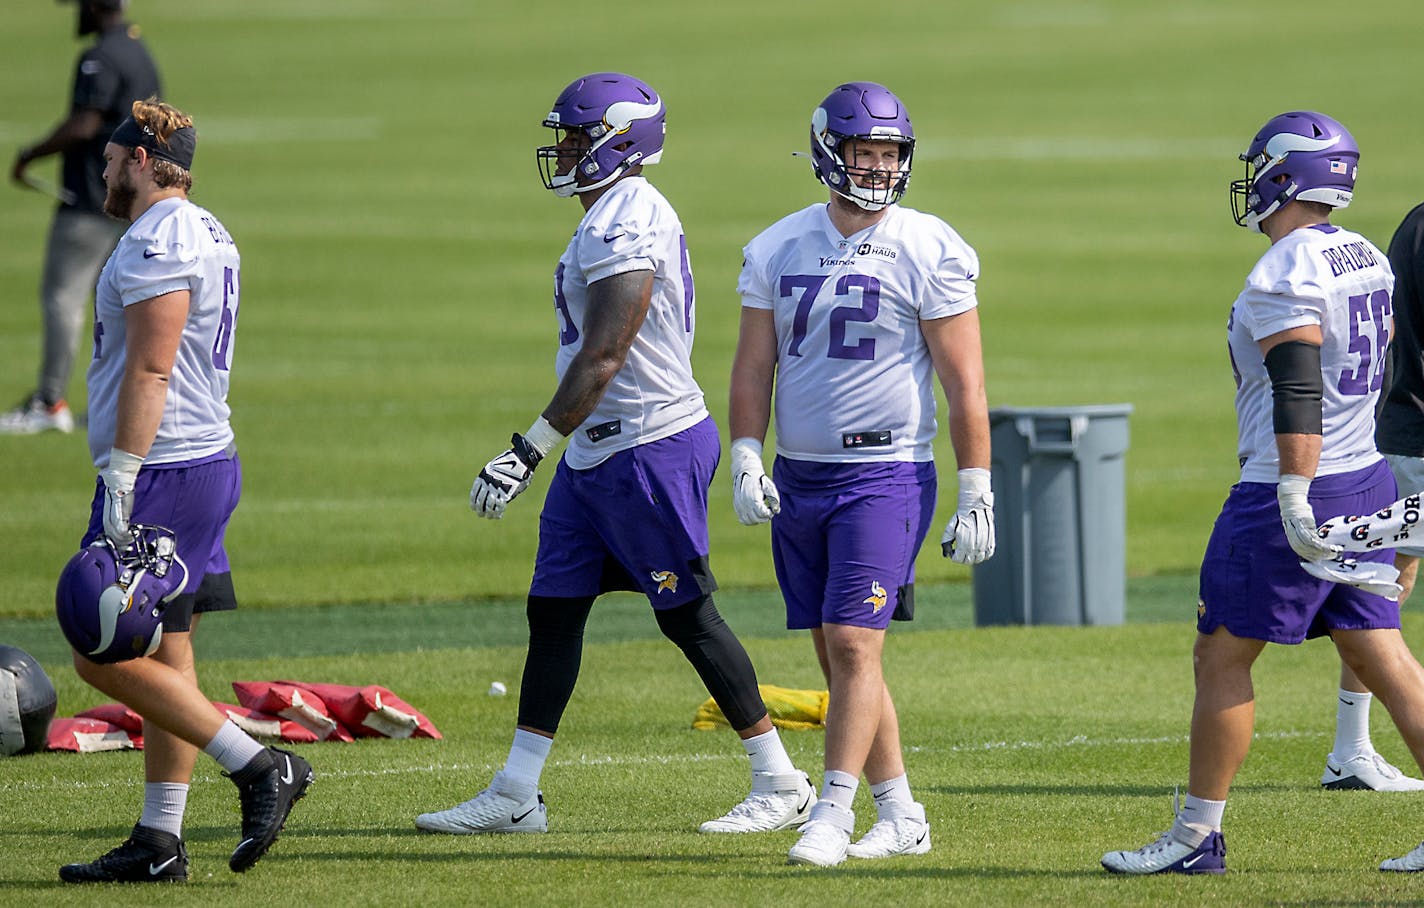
[807,82,916,211]
[1230,111,1359,232]
[537,73,666,198]
[55,526,188,664]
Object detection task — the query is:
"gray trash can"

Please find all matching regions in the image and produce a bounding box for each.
[972,404,1133,626]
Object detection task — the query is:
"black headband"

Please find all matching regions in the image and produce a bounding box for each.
[110,116,196,170]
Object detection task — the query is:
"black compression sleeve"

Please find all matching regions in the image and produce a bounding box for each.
[1263,340,1324,435]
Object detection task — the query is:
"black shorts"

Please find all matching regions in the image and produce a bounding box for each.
[162,571,238,633]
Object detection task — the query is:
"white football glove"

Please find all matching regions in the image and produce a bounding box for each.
[942,467,996,564]
[470,417,564,520]
[100,448,143,546]
[1277,474,1343,561]
[730,437,780,526]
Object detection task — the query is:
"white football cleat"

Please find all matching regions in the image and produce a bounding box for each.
[415,772,546,834]
[787,800,854,867]
[846,800,931,859]
[1102,830,1226,874]
[1381,841,1424,871]
[698,770,813,833]
[1322,751,1424,791]
[0,394,74,435]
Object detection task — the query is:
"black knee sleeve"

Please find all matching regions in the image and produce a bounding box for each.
[516,595,595,734]
[655,595,767,731]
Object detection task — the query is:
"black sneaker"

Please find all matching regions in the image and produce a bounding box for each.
[227,746,313,873]
[59,824,188,883]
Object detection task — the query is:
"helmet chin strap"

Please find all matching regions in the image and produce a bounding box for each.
[835,183,891,211]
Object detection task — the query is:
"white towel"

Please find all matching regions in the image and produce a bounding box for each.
[1316,492,1424,552]
[1300,557,1403,600]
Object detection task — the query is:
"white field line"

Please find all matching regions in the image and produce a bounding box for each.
[0,729,1323,794]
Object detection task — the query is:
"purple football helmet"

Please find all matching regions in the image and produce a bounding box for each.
[537,72,665,197]
[1231,110,1359,232]
[55,525,188,664]
[809,82,915,211]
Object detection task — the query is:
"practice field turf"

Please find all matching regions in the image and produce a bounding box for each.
[5,1,1424,904]
[6,589,1424,905]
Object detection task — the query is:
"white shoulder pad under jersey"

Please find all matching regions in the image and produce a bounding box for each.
[738,203,978,462]
[88,197,241,467]
[1228,224,1394,482]
[552,177,707,469]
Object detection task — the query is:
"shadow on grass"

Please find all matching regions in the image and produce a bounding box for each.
[0,575,1198,666]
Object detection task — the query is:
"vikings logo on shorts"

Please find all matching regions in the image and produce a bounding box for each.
[651,570,679,594]
[1198,599,1207,619]
[863,580,887,615]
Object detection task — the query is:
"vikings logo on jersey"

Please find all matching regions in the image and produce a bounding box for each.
[863,580,888,615]
[651,570,679,594]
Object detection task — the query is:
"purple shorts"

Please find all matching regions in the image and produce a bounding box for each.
[771,459,937,630]
[84,451,241,631]
[530,417,719,609]
[1198,459,1399,644]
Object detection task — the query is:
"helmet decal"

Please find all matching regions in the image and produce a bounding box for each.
[537,73,666,197]
[1230,111,1358,232]
[808,82,915,211]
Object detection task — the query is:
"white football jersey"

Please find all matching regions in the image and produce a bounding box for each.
[1229,224,1394,482]
[88,197,241,467]
[554,176,707,469]
[738,203,979,462]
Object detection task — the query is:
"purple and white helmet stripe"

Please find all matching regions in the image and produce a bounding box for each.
[537,72,666,197]
[808,81,915,211]
[1230,110,1359,232]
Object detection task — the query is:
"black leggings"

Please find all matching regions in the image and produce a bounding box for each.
[516,594,767,734]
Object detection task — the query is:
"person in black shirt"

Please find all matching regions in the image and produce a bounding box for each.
[4,0,161,435]
[1301,203,1424,800]
[1378,201,1424,604]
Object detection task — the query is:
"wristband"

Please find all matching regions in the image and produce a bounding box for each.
[957,467,991,494]
[523,416,566,459]
[105,447,144,481]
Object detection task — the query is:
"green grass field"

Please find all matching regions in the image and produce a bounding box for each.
[6,590,1424,905]
[4,1,1424,903]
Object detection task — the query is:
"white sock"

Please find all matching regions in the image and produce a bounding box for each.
[742,729,795,775]
[821,770,858,811]
[201,720,266,773]
[1172,794,1225,845]
[498,729,552,802]
[1333,688,1374,758]
[139,782,188,838]
[869,774,913,817]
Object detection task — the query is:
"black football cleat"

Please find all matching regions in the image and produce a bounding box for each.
[59,823,188,883]
[227,746,314,873]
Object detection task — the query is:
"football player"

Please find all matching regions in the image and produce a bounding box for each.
[1102,111,1424,875]
[56,98,312,884]
[415,72,813,837]
[728,81,995,867]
